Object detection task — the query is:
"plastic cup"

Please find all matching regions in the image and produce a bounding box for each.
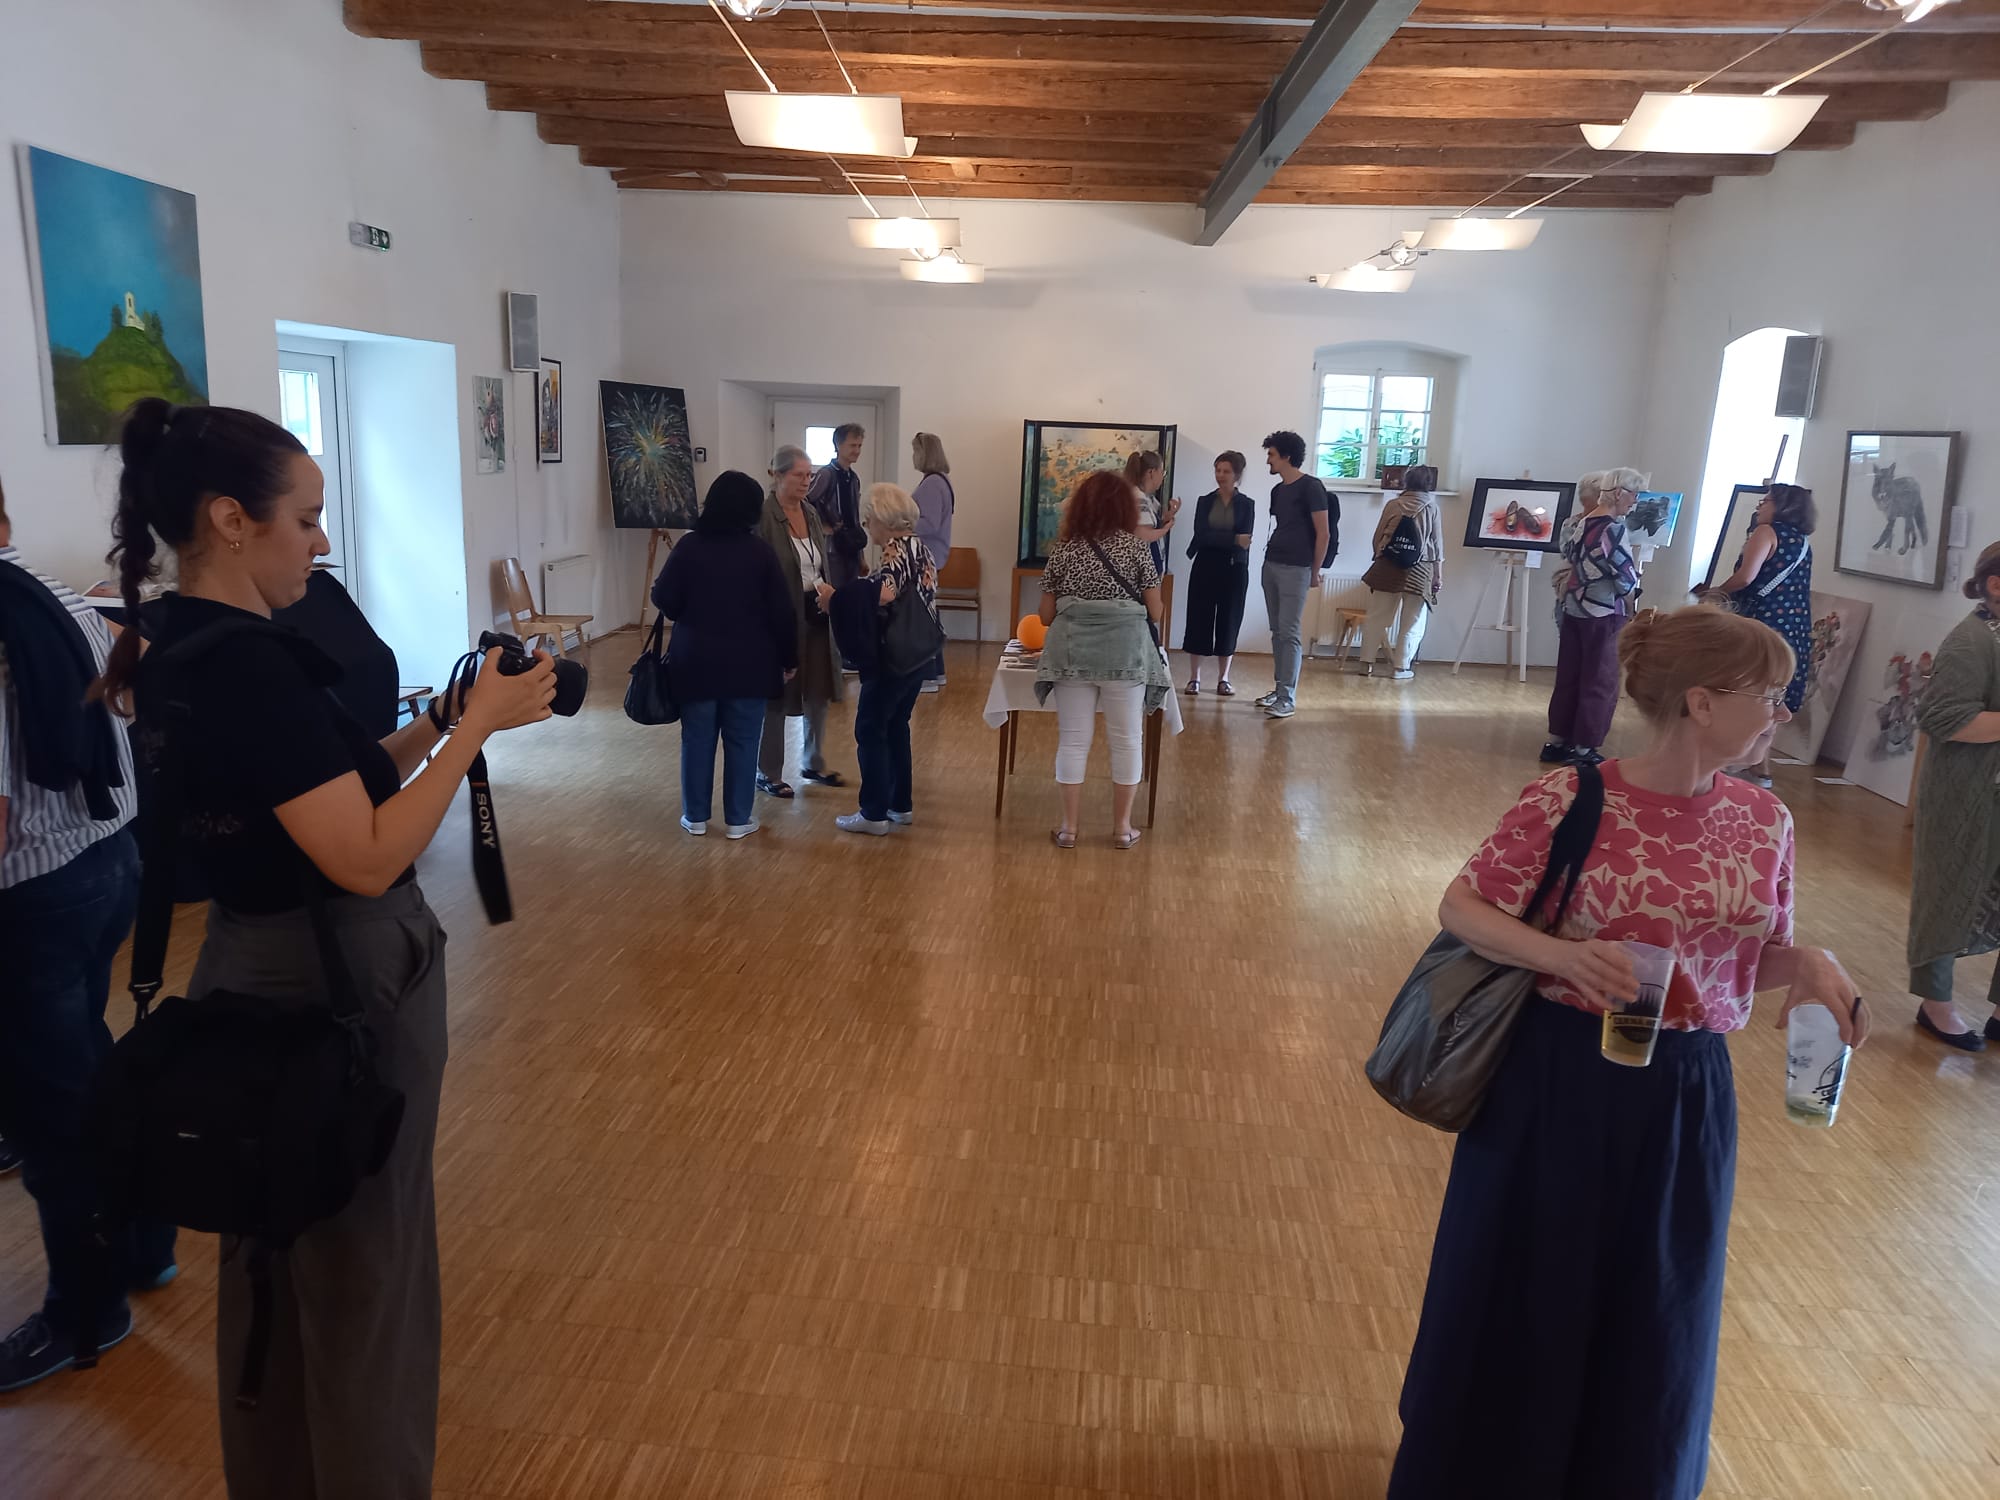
[1600,941,1675,1068]
[1785,1003,1851,1127]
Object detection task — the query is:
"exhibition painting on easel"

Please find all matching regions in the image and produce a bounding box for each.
[1463,478,1575,552]
[601,380,696,530]
[1019,421,1175,565]
[15,146,209,445]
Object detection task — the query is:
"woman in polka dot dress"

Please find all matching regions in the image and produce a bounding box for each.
[1704,483,1816,787]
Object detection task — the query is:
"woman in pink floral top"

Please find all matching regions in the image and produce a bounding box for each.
[1389,607,1868,1500]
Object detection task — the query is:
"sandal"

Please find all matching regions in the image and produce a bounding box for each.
[1113,829,1143,851]
[1184,679,1201,695]
[1051,828,1077,849]
[801,770,847,788]
[1216,681,1235,697]
[756,775,794,799]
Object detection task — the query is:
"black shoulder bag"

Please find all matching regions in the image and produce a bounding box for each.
[880,542,947,677]
[87,619,406,1407]
[1364,764,1605,1132]
[1086,539,1164,654]
[624,612,677,724]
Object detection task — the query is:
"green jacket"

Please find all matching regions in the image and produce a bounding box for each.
[1909,609,2000,967]
[1033,597,1169,713]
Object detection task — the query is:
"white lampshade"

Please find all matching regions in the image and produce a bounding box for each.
[1579,92,1827,155]
[848,216,962,253]
[901,255,984,284]
[1312,264,1414,293]
[725,91,915,158]
[1408,217,1542,252]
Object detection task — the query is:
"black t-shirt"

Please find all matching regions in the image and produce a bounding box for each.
[136,594,410,915]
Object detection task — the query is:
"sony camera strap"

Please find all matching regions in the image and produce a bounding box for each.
[465,748,512,924]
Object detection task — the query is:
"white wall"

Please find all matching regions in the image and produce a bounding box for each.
[0,0,634,667]
[621,196,1669,664]
[1639,82,2000,765]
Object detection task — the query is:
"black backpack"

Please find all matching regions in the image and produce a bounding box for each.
[1382,513,1423,569]
[87,619,405,1406]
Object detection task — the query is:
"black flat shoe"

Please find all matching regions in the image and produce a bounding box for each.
[801,770,847,788]
[1916,1008,1987,1052]
[1567,747,1605,767]
[1539,741,1573,764]
[1986,1015,2000,1043]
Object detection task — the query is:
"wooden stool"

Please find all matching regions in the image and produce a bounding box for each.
[1327,606,1369,664]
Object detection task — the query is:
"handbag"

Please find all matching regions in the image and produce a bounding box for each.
[880,546,947,677]
[623,613,678,725]
[1087,538,1164,655]
[88,618,406,1406]
[1364,763,1606,1132]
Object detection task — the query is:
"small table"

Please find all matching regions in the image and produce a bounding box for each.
[982,662,1185,826]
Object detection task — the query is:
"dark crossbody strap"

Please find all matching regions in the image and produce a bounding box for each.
[1085,539,1162,651]
[1519,762,1606,933]
[129,622,363,1026]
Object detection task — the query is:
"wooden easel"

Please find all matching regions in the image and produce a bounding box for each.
[637,528,674,632]
[1454,549,1533,682]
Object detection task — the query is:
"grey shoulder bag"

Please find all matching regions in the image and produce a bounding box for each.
[1364,763,1605,1132]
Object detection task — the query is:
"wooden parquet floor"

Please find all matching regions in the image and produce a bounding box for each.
[3,639,1998,1499]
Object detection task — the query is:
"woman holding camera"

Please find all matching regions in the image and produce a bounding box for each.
[98,399,555,1499]
[755,445,845,798]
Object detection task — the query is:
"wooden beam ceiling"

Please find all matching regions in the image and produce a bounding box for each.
[344,0,1993,215]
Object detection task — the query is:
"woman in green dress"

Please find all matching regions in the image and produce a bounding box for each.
[1908,540,2000,1051]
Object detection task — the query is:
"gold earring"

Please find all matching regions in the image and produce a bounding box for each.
[229,539,243,554]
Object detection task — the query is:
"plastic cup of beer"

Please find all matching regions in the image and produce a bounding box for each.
[1785,1002,1851,1127]
[1600,941,1675,1068]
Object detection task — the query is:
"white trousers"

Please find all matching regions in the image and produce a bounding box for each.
[1052,680,1145,786]
[1364,590,1430,670]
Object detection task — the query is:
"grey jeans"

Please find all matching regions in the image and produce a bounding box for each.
[192,882,448,1500]
[1910,953,2000,1006]
[761,695,828,781]
[1262,560,1315,705]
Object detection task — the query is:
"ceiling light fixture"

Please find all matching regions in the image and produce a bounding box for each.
[720,0,787,17]
[901,249,984,283]
[1407,216,1543,251]
[710,0,916,158]
[848,215,962,253]
[1579,92,1826,155]
[1866,0,1958,21]
[1309,264,1414,293]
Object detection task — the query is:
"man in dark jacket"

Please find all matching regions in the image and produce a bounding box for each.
[806,423,868,589]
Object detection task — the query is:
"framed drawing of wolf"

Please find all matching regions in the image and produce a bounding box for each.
[1834,430,1958,590]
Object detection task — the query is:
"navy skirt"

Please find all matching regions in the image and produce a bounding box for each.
[1388,999,1737,1500]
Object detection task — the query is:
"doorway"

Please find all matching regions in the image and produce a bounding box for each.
[277,337,355,578]
[771,398,883,479]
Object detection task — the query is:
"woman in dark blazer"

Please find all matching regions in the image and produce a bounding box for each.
[652,471,798,839]
[1179,451,1255,694]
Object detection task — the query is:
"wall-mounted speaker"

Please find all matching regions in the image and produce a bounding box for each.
[506,292,540,372]
[1774,334,1822,420]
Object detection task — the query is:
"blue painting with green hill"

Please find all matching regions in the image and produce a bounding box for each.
[17,146,209,445]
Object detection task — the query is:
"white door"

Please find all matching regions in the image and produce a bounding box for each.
[275,345,356,580]
[771,398,882,481]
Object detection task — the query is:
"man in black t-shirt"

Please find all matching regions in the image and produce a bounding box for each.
[1257,431,1334,720]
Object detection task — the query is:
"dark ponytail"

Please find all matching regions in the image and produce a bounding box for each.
[96,398,306,711]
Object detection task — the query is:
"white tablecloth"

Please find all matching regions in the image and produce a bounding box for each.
[982,662,1186,734]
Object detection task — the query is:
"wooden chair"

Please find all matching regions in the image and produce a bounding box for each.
[934,548,982,644]
[501,556,591,658]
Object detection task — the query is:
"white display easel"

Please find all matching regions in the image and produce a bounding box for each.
[1454,549,1537,682]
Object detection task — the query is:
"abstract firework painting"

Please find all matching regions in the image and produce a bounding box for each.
[15,146,210,445]
[1463,478,1576,553]
[1018,420,1176,565]
[600,380,695,529]
[474,376,505,474]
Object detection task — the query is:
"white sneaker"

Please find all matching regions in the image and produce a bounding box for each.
[887,811,915,825]
[919,681,942,694]
[836,813,891,836]
[725,820,760,840]
[680,817,707,836]
[1392,669,1415,681]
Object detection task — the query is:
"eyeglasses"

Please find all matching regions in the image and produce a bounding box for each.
[1714,687,1789,710]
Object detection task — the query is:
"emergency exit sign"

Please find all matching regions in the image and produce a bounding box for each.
[348,221,392,252]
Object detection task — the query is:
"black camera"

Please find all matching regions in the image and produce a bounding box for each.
[477,630,588,717]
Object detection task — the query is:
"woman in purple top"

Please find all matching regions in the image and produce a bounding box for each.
[911,431,954,690]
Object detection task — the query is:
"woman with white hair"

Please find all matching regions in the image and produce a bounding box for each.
[755,444,845,798]
[1542,466,1644,766]
[817,483,940,835]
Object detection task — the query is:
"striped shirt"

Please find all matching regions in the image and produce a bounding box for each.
[0,546,137,889]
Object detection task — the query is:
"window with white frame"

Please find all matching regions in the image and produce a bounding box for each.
[1313,368,1436,485]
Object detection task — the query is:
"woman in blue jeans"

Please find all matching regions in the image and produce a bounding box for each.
[653,472,799,838]
[821,484,938,836]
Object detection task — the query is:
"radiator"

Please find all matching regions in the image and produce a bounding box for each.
[541,554,593,643]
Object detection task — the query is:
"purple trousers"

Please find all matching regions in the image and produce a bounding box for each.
[1548,612,1626,750]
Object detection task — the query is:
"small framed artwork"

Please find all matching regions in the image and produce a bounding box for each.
[1702,483,1767,587]
[537,358,562,464]
[1463,478,1575,553]
[474,375,505,474]
[1834,430,1958,590]
[1627,490,1684,548]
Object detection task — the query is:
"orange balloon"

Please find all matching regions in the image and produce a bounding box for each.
[1017,614,1047,650]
